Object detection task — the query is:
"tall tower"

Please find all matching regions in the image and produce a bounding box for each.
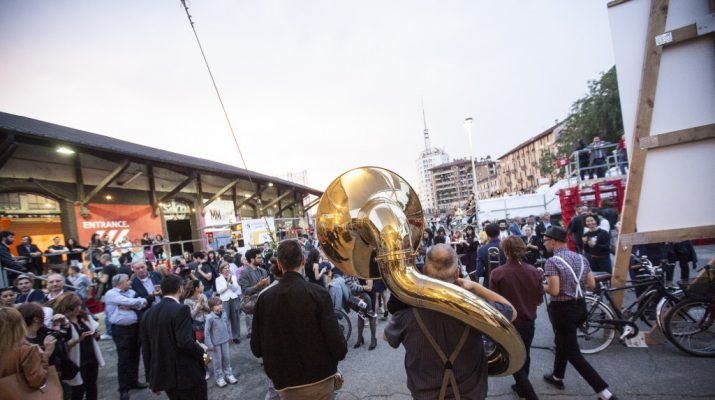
[415,105,449,216]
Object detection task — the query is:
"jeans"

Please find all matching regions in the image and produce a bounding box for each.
[512,320,538,400]
[112,324,141,393]
[548,300,608,393]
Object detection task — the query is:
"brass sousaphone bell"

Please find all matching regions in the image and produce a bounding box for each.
[316,167,525,376]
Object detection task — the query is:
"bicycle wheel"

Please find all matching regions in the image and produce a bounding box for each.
[578,297,617,354]
[335,309,352,342]
[656,290,684,333]
[663,299,715,357]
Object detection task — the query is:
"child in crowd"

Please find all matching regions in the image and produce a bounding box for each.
[204,297,238,388]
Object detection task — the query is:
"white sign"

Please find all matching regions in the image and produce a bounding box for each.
[203,199,237,227]
[241,217,275,246]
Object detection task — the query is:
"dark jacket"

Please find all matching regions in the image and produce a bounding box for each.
[250,271,347,390]
[0,242,26,272]
[131,272,163,315]
[140,297,206,393]
[16,244,42,269]
[476,239,506,278]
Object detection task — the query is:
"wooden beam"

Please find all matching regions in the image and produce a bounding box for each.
[202,178,240,209]
[278,200,299,216]
[656,19,715,48]
[0,142,17,170]
[232,186,238,218]
[304,196,320,211]
[612,0,670,308]
[263,190,293,210]
[619,225,715,247]
[236,192,258,209]
[147,165,158,217]
[81,160,130,206]
[639,123,715,150]
[157,172,197,205]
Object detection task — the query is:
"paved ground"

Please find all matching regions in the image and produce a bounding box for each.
[97,245,715,400]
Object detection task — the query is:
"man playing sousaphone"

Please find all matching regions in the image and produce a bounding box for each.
[384,244,516,400]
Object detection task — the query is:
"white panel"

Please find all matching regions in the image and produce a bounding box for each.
[637,138,715,232]
[608,0,715,235]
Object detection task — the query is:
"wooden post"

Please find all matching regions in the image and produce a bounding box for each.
[612,0,670,308]
[148,165,159,217]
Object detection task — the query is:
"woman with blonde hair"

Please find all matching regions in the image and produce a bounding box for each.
[0,306,56,395]
[215,262,242,344]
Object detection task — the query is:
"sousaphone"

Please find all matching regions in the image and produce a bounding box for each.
[316,167,525,376]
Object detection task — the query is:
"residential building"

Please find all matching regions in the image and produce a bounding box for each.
[475,159,500,199]
[497,122,563,194]
[430,159,474,215]
[415,108,449,215]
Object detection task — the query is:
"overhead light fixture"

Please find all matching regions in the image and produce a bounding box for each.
[104,194,113,200]
[44,203,53,208]
[244,194,252,198]
[56,146,75,155]
[191,208,196,213]
[267,182,274,187]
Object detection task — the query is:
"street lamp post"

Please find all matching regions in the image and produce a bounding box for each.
[463,117,480,230]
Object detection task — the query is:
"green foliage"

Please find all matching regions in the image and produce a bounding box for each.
[539,149,557,178]
[558,66,623,155]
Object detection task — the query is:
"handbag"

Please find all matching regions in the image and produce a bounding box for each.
[0,361,62,400]
[240,293,259,314]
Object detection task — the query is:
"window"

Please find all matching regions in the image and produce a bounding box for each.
[0,193,21,210]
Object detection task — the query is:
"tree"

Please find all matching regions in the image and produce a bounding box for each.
[560,66,624,151]
[540,66,624,176]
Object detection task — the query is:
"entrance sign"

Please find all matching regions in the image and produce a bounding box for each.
[75,204,163,245]
[203,199,237,227]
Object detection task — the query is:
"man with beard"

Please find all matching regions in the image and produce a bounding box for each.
[239,248,269,338]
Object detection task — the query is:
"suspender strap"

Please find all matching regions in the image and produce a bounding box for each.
[552,255,585,298]
[412,308,470,400]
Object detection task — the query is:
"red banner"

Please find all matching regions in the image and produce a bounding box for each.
[74,204,163,245]
[556,157,570,167]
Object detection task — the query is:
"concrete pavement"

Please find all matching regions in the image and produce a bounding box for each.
[96,245,715,399]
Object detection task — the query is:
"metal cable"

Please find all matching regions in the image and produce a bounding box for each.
[178,0,279,244]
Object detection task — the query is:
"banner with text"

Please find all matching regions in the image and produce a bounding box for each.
[241,217,275,246]
[74,204,163,245]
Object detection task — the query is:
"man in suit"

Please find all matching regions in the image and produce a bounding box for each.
[141,273,207,400]
[251,239,347,399]
[131,261,162,315]
[130,260,162,383]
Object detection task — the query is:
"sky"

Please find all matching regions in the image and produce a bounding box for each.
[0,0,616,191]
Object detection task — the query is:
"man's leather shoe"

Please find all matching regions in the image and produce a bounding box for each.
[120,391,130,400]
[543,374,565,389]
[131,382,149,389]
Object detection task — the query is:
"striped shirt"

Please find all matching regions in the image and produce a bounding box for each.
[544,247,591,302]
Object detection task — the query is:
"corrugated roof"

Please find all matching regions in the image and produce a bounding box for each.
[0,112,322,196]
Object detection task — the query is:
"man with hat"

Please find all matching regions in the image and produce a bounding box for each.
[541,226,618,400]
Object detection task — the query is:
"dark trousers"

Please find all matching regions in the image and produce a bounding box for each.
[512,320,538,400]
[71,361,99,400]
[548,300,608,393]
[112,323,140,393]
[588,255,612,274]
[166,380,208,400]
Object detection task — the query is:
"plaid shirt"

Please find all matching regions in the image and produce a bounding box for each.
[544,247,591,301]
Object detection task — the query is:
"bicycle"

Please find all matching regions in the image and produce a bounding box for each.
[335,309,352,342]
[661,265,715,357]
[577,257,682,354]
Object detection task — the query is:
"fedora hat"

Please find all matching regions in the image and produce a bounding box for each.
[543,226,567,243]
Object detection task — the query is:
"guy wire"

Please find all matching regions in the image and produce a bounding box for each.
[179,0,279,246]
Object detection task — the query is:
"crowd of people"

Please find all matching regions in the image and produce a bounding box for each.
[0,207,701,400]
